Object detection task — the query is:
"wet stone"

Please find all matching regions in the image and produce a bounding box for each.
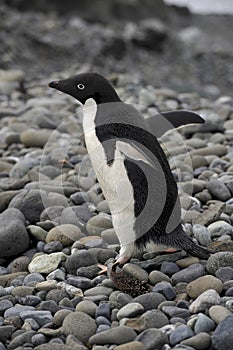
[76,300,97,318]
[194,313,215,333]
[152,281,176,300]
[181,332,211,349]
[135,328,168,350]
[209,305,232,324]
[161,306,191,320]
[89,326,137,345]
[130,292,166,311]
[169,325,194,346]
[66,276,94,290]
[212,315,233,350]
[117,303,144,320]
[95,303,111,319]
[62,311,97,344]
[189,289,221,313]
[172,264,205,284]
[160,262,180,276]
[186,275,223,298]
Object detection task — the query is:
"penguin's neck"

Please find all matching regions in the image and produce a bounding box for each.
[94,88,121,104]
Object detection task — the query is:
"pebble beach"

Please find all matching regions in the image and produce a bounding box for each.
[0,2,233,350]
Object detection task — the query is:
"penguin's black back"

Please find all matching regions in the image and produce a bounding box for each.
[94,102,181,245]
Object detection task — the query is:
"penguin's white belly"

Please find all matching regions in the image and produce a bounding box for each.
[82,99,136,247]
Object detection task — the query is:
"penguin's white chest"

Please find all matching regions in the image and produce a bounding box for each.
[82,99,136,247]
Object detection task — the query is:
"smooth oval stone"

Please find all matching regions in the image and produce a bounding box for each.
[117,303,144,320]
[62,311,97,343]
[189,289,221,313]
[89,326,137,345]
[209,305,232,324]
[186,275,223,298]
[46,224,84,246]
[0,208,29,257]
[212,315,233,350]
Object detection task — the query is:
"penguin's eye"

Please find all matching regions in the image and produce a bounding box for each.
[77,84,85,90]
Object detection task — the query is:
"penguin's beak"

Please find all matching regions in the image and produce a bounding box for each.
[48,80,60,89]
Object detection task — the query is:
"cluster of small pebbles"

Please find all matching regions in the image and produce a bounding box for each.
[0,68,233,350]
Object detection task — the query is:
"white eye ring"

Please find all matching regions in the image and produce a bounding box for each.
[77,83,85,90]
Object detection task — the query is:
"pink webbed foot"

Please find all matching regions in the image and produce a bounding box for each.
[97,256,130,275]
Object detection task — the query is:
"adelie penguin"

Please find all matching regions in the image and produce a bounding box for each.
[49,72,211,271]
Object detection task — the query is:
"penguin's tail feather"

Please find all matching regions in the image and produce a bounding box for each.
[164,225,212,259]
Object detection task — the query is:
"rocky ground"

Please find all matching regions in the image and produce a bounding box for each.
[0,2,233,350]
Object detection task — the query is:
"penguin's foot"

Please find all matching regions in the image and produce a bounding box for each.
[97,256,130,275]
[163,248,178,254]
[98,263,108,275]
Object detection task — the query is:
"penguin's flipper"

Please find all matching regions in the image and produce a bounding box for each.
[146,110,205,138]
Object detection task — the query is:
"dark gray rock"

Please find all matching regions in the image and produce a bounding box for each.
[43,241,63,253]
[65,250,98,274]
[162,306,191,320]
[212,315,233,350]
[23,273,45,286]
[160,262,180,276]
[130,292,166,311]
[61,206,92,227]
[39,165,61,179]
[20,310,53,326]
[207,179,231,201]
[70,192,90,205]
[7,330,36,349]
[0,300,13,316]
[9,189,68,223]
[215,267,233,282]
[172,264,205,284]
[140,309,169,329]
[66,276,94,290]
[135,328,168,350]
[0,208,29,257]
[76,265,100,279]
[95,303,111,319]
[96,316,111,326]
[169,325,194,346]
[31,333,47,346]
[9,158,40,178]
[62,311,97,344]
[46,289,68,304]
[152,281,176,300]
[40,300,58,314]
[40,206,64,221]
[89,326,137,345]
[0,325,14,343]
[194,313,215,333]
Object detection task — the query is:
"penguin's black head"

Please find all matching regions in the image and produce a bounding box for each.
[49,72,121,105]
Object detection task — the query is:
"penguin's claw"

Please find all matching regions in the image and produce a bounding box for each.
[97,263,108,275]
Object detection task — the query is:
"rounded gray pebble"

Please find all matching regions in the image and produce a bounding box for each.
[0,208,29,257]
[169,325,194,346]
[172,264,205,284]
[62,311,97,343]
[212,315,233,350]
[130,292,165,311]
[95,303,111,319]
[65,250,98,274]
[194,313,215,333]
[89,326,137,345]
[135,328,168,350]
[152,281,176,300]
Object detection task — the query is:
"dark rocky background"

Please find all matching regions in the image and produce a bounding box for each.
[1,0,233,99]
